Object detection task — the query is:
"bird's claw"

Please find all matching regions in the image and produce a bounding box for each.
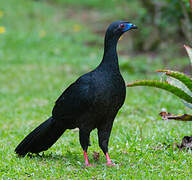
[85,163,96,167]
[105,162,115,167]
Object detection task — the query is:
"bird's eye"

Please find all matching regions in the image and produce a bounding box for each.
[120,24,125,28]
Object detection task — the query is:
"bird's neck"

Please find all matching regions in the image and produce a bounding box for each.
[99,36,120,71]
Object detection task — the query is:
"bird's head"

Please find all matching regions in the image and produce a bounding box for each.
[105,21,137,40]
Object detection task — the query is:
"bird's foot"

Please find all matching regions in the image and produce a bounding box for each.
[84,151,96,167]
[105,153,115,166]
[85,163,96,167]
[105,162,115,167]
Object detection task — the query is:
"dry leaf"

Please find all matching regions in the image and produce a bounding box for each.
[93,151,100,161]
[159,110,192,121]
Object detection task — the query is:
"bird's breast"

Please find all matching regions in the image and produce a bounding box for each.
[92,72,126,111]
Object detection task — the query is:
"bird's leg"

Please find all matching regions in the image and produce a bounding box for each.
[79,129,94,167]
[105,152,113,166]
[83,150,90,166]
[104,152,115,167]
[98,126,115,166]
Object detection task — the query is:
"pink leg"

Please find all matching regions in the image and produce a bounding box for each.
[84,151,89,166]
[83,151,95,167]
[105,153,115,166]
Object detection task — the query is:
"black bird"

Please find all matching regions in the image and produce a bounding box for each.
[15,21,137,166]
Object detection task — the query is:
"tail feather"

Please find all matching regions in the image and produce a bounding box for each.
[15,117,65,156]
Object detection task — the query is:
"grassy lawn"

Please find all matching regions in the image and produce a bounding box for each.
[1,0,192,179]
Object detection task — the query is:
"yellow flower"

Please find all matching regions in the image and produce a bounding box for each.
[39,30,46,38]
[0,10,4,17]
[0,26,6,34]
[73,24,81,32]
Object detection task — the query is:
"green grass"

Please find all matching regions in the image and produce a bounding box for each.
[1,0,192,179]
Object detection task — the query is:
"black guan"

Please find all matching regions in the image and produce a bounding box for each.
[15,21,137,166]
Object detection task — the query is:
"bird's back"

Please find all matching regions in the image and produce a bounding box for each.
[52,67,125,130]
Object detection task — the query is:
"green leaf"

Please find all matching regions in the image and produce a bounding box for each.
[127,80,192,104]
[157,69,192,92]
[184,45,192,66]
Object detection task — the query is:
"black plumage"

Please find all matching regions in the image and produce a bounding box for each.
[15,21,137,166]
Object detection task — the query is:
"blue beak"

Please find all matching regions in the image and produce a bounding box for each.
[123,23,137,32]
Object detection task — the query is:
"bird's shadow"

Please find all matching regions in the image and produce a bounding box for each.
[24,151,97,167]
[17,151,124,167]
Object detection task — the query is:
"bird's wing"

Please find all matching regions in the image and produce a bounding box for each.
[52,74,93,119]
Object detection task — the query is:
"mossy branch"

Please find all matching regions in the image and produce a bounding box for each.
[157,69,192,92]
[127,80,192,104]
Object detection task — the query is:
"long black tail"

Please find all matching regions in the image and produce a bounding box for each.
[15,117,66,156]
